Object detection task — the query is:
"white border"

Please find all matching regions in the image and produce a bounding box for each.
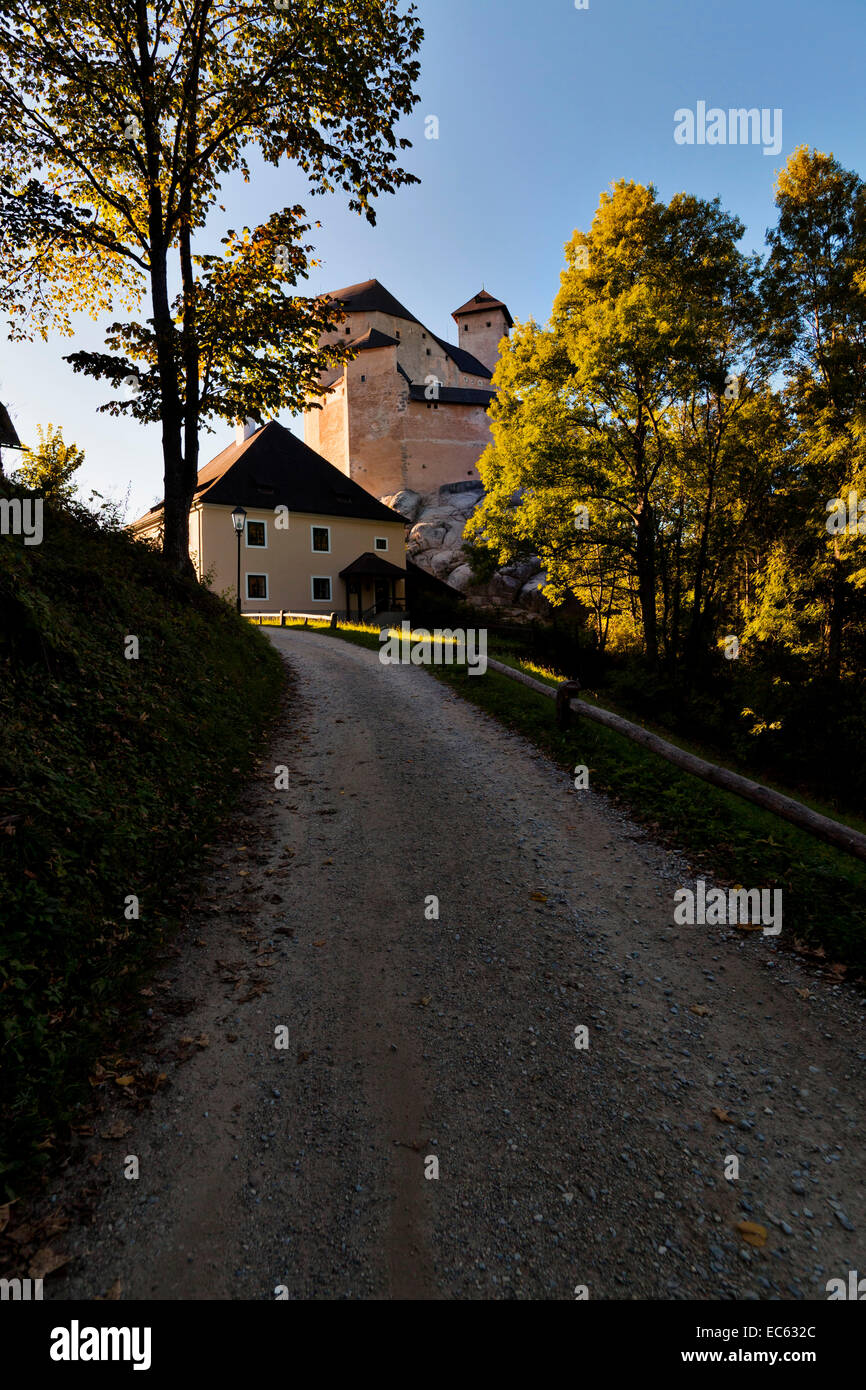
[310,524,331,554]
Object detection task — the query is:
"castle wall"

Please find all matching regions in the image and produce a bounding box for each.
[304,289,506,501]
[400,400,491,493]
[305,375,350,477]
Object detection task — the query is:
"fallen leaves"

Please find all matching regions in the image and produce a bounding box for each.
[530,892,547,903]
[29,1247,70,1280]
[689,1004,711,1017]
[735,1221,768,1248]
[100,1121,132,1141]
[711,1107,732,1123]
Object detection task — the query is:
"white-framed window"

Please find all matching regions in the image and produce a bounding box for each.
[247,573,268,600]
[311,576,332,602]
[374,537,388,551]
[311,524,331,553]
[246,519,267,548]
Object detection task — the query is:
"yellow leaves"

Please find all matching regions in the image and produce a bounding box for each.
[114,1074,135,1087]
[711,1106,732,1123]
[414,995,432,1008]
[689,1003,711,1017]
[735,1221,768,1248]
[530,892,547,903]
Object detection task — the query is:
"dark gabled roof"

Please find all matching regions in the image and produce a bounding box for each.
[339,551,407,580]
[405,556,466,600]
[453,289,514,329]
[0,403,22,449]
[409,385,495,406]
[349,327,399,352]
[133,422,404,527]
[329,279,419,325]
[432,337,493,380]
[327,278,494,381]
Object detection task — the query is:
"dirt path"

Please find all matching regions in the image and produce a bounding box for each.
[56,629,865,1300]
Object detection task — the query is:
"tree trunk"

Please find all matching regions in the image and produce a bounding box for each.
[635,497,658,665]
[827,542,845,682]
[150,245,192,576]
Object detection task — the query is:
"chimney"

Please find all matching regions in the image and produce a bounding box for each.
[235,418,258,446]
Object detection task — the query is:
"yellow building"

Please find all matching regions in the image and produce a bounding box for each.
[131,421,408,620]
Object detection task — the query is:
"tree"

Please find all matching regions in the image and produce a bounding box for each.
[0,1,423,572]
[467,181,766,668]
[14,423,85,502]
[759,146,866,680]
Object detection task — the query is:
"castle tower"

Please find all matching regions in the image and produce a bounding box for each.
[451,290,513,376]
[304,279,511,499]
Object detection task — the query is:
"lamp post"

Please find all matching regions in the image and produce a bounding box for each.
[231,506,246,613]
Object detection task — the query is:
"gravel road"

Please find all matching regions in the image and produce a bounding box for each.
[56,628,865,1300]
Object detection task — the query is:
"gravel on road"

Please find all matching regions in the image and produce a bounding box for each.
[55,628,866,1300]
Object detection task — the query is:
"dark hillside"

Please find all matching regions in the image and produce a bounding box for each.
[0,484,283,1192]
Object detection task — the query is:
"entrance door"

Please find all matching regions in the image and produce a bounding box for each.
[374,579,390,614]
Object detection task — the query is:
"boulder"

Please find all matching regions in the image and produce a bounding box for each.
[520,572,551,612]
[381,489,422,523]
[442,521,468,550]
[430,548,459,578]
[408,521,448,551]
[447,564,474,592]
[503,557,542,587]
[488,570,523,601]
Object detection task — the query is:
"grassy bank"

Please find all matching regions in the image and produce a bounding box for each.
[282,618,865,978]
[0,492,284,1193]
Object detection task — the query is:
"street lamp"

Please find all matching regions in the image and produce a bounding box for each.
[231,506,246,613]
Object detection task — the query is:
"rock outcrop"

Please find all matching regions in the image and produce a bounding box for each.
[381,483,550,618]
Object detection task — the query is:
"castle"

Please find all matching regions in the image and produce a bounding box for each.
[303,279,512,499]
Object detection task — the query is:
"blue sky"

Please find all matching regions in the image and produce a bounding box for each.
[1,0,863,518]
